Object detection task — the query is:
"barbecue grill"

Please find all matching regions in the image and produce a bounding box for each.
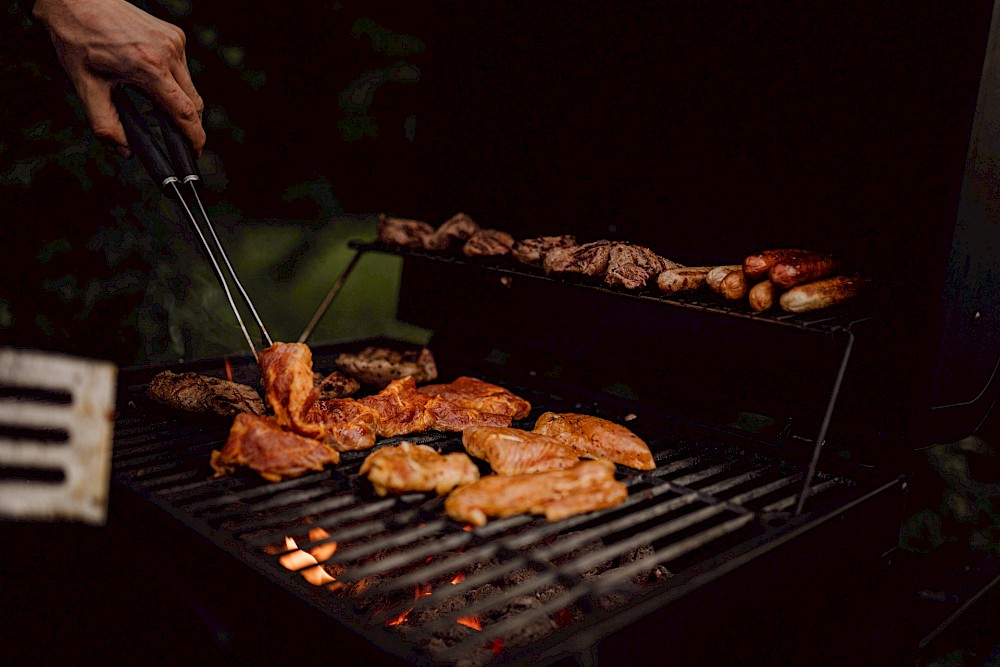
[11,0,1000,664]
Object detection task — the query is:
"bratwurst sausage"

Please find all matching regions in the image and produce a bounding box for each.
[769,252,839,288]
[743,249,809,281]
[748,279,777,312]
[779,275,867,313]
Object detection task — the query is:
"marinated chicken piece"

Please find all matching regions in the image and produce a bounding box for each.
[359,377,511,437]
[148,370,265,417]
[211,413,340,482]
[425,212,480,250]
[542,240,615,276]
[360,441,480,496]
[358,376,435,436]
[462,426,579,475]
[305,398,380,451]
[604,244,681,289]
[335,346,438,387]
[511,235,578,268]
[533,412,655,470]
[314,371,360,399]
[444,460,628,526]
[258,342,324,440]
[463,229,516,257]
[417,376,532,419]
[377,214,435,247]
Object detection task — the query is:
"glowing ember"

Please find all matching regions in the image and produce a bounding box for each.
[552,608,575,628]
[414,583,432,599]
[457,615,482,631]
[386,608,413,627]
[462,525,474,532]
[482,638,504,654]
[425,556,433,564]
[450,572,465,585]
[224,357,233,382]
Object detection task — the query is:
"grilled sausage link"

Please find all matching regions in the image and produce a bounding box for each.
[720,268,748,300]
[768,252,839,288]
[743,248,810,281]
[779,275,866,313]
[748,280,777,312]
[656,266,714,294]
[706,265,742,293]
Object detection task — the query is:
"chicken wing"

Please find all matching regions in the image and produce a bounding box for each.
[533,412,655,470]
[444,460,627,526]
[360,441,480,496]
[462,426,578,475]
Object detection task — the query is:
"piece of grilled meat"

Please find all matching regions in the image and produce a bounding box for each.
[533,412,655,470]
[604,244,680,289]
[148,370,265,417]
[258,342,325,440]
[462,426,579,475]
[425,212,480,250]
[360,441,480,496]
[463,229,516,257]
[378,214,435,247]
[444,460,628,526]
[305,398,380,451]
[511,235,578,268]
[417,376,532,420]
[542,240,615,276]
[211,413,340,482]
[314,371,360,399]
[335,346,438,387]
[359,377,512,437]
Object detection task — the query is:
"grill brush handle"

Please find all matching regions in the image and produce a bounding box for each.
[112,86,178,188]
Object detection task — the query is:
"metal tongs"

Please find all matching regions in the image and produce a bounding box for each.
[112,86,272,360]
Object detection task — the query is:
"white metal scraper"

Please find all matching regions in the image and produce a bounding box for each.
[0,348,116,524]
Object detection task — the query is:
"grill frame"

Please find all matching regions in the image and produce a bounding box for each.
[112,341,902,665]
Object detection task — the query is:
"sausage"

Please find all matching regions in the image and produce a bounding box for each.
[656,266,714,294]
[706,265,742,293]
[720,268,748,300]
[768,252,839,288]
[779,275,866,313]
[743,249,810,280]
[748,280,777,312]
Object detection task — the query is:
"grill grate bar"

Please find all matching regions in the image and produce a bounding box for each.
[760,478,841,513]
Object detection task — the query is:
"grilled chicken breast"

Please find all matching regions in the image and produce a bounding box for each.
[335,346,438,388]
[444,460,628,526]
[425,212,480,250]
[378,214,434,247]
[360,441,480,496]
[258,342,324,440]
[417,376,531,420]
[462,426,579,475]
[533,412,655,470]
[211,413,340,482]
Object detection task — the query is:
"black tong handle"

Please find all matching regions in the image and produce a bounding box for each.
[112,85,201,187]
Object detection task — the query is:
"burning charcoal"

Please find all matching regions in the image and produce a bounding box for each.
[482,596,557,648]
[595,591,629,612]
[534,583,569,605]
[454,649,500,667]
[409,591,468,626]
[502,565,541,588]
[617,543,657,585]
[467,583,502,603]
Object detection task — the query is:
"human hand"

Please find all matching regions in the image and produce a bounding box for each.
[33,0,206,157]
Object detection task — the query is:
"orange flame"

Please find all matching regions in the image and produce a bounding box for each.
[278,536,335,586]
[450,572,465,585]
[224,357,233,383]
[482,638,504,654]
[414,583,432,599]
[386,608,413,627]
[457,615,482,631]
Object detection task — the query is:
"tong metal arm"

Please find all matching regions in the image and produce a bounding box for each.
[112,86,272,360]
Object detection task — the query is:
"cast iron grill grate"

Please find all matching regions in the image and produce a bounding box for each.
[111,345,894,666]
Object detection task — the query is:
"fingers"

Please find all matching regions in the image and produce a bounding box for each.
[142,75,207,156]
[74,73,130,156]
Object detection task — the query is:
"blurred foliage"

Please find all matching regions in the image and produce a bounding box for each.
[1,1,430,366]
[899,436,1000,556]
